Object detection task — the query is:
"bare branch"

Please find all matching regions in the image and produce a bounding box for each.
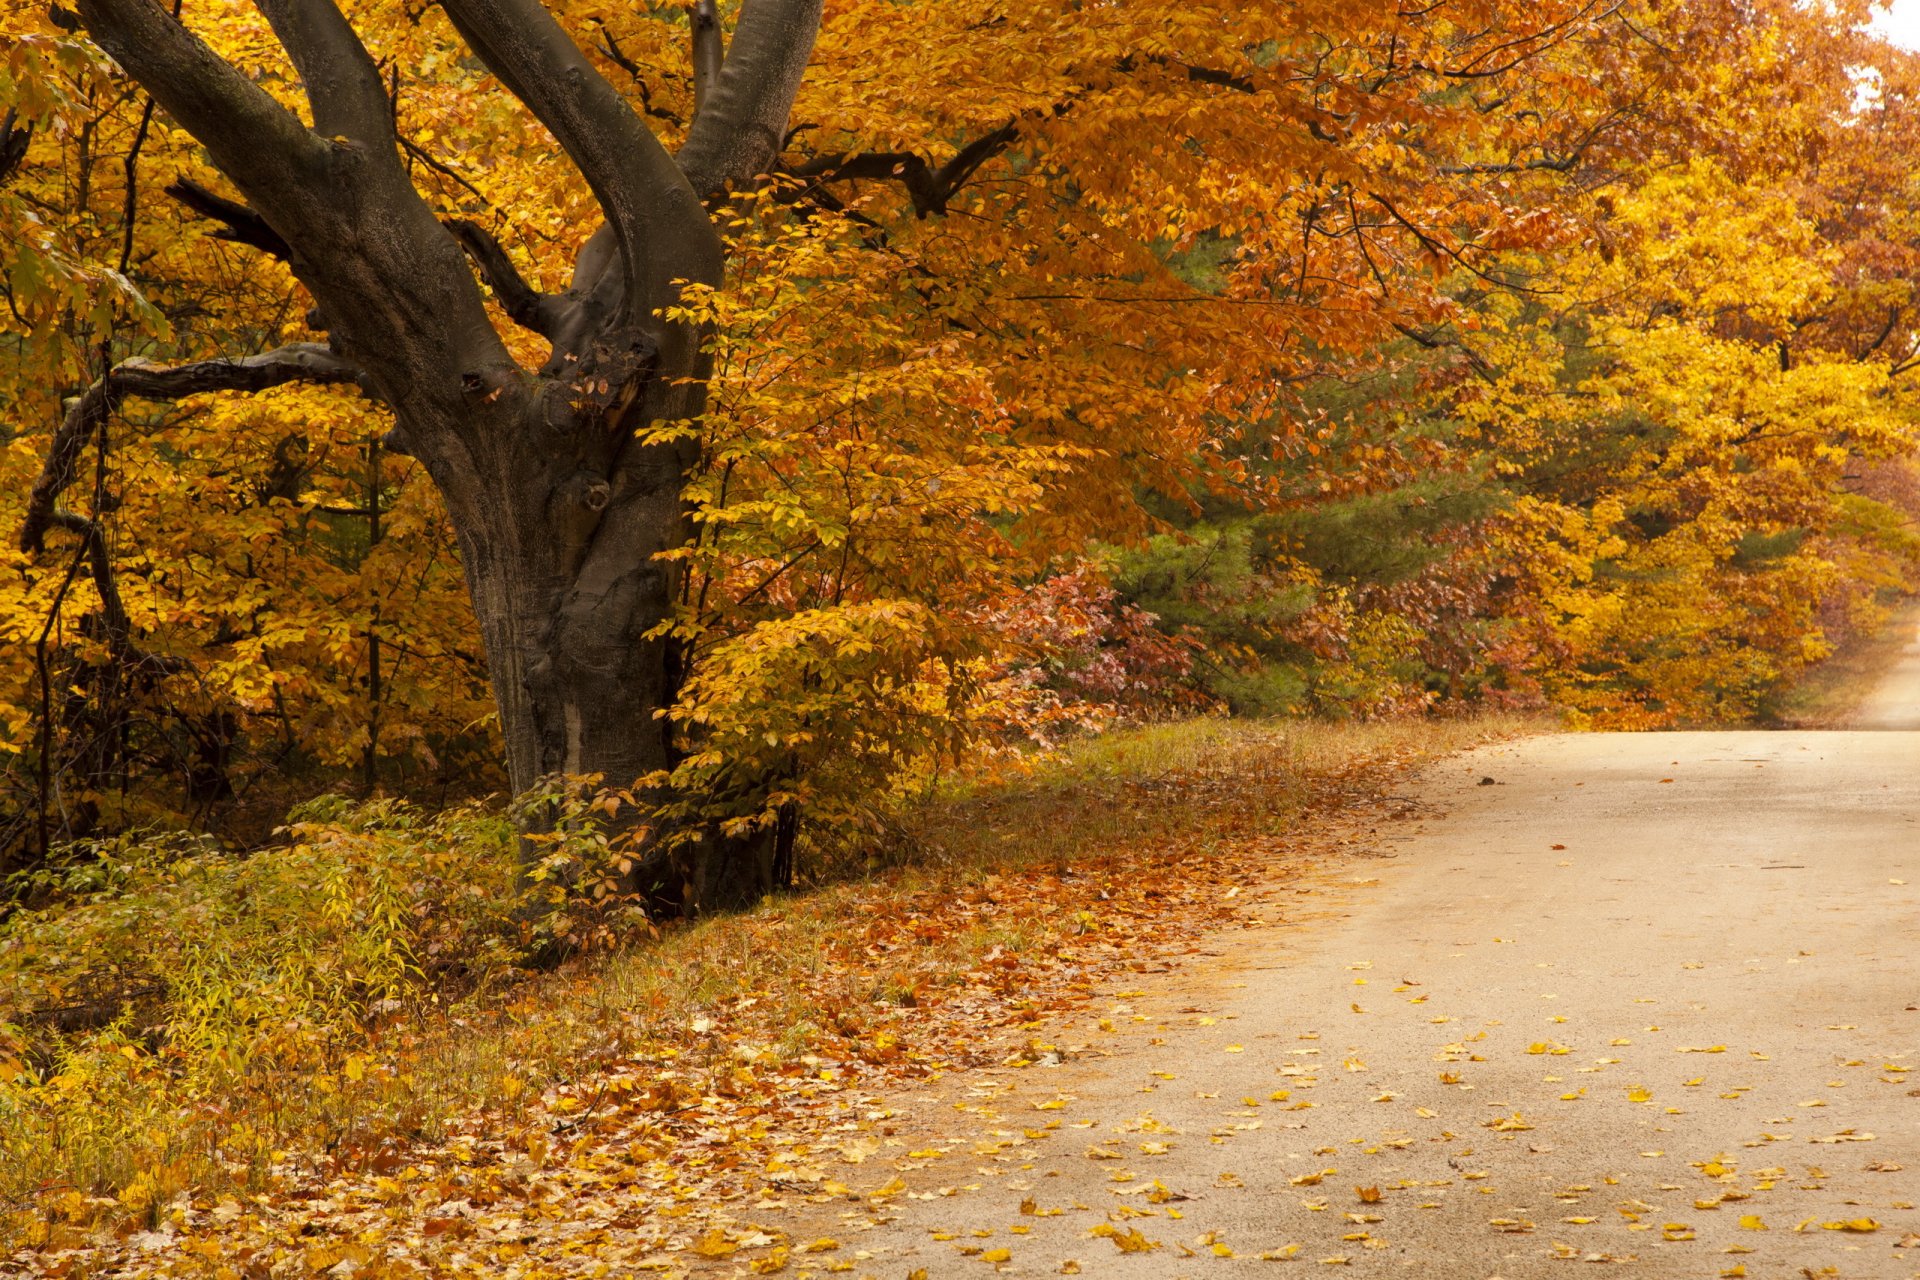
[446,218,571,339]
[440,0,720,319]
[676,0,822,197]
[164,177,293,259]
[690,0,724,118]
[778,121,1018,217]
[20,345,362,554]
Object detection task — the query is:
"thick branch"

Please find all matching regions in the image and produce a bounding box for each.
[440,0,719,319]
[74,0,325,202]
[165,177,293,259]
[254,0,394,144]
[0,108,30,187]
[676,0,821,197]
[20,346,361,554]
[690,0,724,117]
[446,218,571,339]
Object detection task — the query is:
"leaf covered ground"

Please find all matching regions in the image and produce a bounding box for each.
[2,714,1533,1277]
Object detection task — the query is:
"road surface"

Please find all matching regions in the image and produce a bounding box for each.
[746,693,1920,1274]
[1855,610,1920,731]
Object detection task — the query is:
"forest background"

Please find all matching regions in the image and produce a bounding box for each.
[3,0,1920,1254]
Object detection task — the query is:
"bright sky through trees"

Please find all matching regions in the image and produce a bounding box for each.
[1873,0,1920,46]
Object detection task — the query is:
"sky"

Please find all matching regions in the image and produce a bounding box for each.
[1871,0,1920,48]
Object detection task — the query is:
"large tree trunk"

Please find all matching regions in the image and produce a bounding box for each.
[61,0,821,911]
[433,361,782,912]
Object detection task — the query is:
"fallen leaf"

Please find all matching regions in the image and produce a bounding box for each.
[1090,1224,1156,1253]
[692,1230,738,1259]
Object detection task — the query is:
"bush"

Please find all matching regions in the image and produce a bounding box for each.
[0,796,569,1210]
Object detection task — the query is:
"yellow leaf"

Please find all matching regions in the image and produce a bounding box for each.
[692,1230,737,1258]
[1089,1224,1155,1253]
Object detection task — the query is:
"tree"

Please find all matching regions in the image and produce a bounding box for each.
[11,0,1612,904]
[21,0,813,904]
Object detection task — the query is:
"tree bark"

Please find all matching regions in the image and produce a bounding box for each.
[55,0,820,911]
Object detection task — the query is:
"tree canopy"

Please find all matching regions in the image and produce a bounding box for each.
[2,0,1917,887]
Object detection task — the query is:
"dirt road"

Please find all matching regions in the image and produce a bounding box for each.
[1855,611,1920,731]
[742,705,1920,1274]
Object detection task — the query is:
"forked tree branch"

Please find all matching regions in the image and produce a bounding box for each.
[676,0,822,197]
[74,0,326,203]
[777,120,1018,217]
[446,218,570,339]
[46,511,132,653]
[20,346,362,554]
[440,0,720,321]
[254,0,394,144]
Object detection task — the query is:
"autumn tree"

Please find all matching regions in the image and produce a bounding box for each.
[9,0,1624,903]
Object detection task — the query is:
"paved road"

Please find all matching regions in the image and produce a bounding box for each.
[776,729,1920,1277]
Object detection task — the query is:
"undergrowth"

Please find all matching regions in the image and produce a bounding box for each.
[0,711,1539,1252]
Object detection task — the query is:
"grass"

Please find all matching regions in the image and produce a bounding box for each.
[0,709,1544,1259]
